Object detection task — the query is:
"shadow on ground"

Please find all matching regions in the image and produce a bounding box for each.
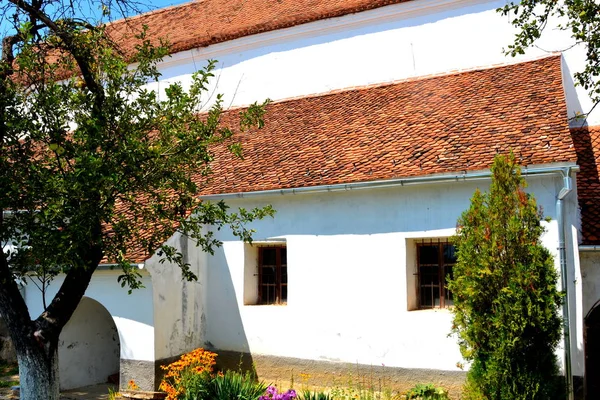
[61,383,119,400]
[0,383,118,400]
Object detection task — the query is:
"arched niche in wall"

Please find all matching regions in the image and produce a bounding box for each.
[58,296,120,390]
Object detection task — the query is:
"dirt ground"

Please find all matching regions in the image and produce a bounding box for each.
[0,363,118,400]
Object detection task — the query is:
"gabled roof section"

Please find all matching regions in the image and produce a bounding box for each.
[107,0,409,55]
[572,125,600,245]
[201,55,575,196]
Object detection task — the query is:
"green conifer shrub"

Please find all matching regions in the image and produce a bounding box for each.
[448,153,563,400]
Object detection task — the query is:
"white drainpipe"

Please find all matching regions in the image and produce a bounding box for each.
[556,167,574,400]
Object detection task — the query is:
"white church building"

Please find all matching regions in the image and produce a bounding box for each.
[19,0,600,398]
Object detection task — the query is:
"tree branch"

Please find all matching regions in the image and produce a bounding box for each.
[33,232,103,341]
[1,34,21,79]
[7,0,106,110]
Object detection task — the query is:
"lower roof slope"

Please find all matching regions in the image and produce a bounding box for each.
[203,55,575,196]
[119,55,579,263]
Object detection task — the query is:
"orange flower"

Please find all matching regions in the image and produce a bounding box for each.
[127,380,139,390]
[159,348,218,400]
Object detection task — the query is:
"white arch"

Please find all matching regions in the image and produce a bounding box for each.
[58,297,120,390]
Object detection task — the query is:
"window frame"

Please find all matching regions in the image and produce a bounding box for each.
[257,246,287,305]
[416,239,455,309]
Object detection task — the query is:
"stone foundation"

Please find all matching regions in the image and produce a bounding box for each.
[121,350,587,400]
[125,349,466,397]
[215,350,467,398]
[120,355,182,392]
[120,359,158,392]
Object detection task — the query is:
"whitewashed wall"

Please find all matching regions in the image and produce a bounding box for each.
[202,174,583,374]
[23,270,154,363]
[150,0,598,126]
[58,297,119,390]
[145,232,208,361]
[580,253,600,319]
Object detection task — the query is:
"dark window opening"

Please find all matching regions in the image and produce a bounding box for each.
[258,246,287,305]
[417,240,456,309]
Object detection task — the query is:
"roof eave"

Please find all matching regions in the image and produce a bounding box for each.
[200,161,580,200]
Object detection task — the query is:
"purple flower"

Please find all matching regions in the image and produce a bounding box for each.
[267,386,278,395]
[260,386,297,400]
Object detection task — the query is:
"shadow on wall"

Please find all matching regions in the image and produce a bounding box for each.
[585,303,600,400]
[205,247,254,374]
[571,126,600,245]
[59,297,120,390]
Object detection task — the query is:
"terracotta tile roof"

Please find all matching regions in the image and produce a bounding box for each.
[572,125,600,245]
[106,0,409,56]
[120,55,575,263]
[200,55,575,197]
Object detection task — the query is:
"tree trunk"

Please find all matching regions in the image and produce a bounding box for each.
[16,339,60,400]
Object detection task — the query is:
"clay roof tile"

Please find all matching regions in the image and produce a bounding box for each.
[117,55,579,263]
[106,0,411,56]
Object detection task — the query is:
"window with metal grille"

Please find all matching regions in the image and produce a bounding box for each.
[258,246,287,305]
[417,240,456,309]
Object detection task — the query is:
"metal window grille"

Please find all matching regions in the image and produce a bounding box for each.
[416,239,456,309]
[258,246,287,305]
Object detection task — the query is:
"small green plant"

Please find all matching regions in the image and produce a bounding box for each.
[208,370,268,400]
[107,387,121,400]
[405,383,449,400]
[299,390,332,400]
[178,370,211,400]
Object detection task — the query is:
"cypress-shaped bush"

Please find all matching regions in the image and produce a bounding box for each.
[448,153,563,400]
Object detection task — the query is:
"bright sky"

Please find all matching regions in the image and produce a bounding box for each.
[0,0,192,39]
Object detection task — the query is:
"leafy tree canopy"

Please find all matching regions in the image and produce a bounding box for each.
[500,0,600,118]
[0,1,272,398]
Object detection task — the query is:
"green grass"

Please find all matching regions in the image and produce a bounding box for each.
[0,361,19,391]
[0,362,18,377]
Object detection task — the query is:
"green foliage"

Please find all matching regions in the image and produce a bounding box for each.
[107,387,121,400]
[404,383,449,400]
[299,390,333,400]
[178,370,212,400]
[0,362,18,377]
[0,380,18,388]
[448,153,563,400]
[1,15,274,292]
[207,370,268,400]
[498,0,600,115]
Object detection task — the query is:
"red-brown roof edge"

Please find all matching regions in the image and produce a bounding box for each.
[105,0,413,57]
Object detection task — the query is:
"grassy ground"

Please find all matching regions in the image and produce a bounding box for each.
[0,361,19,398]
